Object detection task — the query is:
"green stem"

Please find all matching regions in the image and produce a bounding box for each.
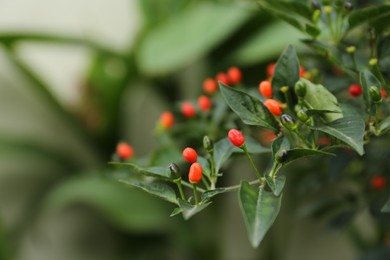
[269,162,279,179]
[242,145,262,181]
[182,180,206,193]
[202,177,211,190]
[209,154,216,189]
[349,53,358,71]
[293,129,311,148]
[373,64,387,87]
[174,179,186,200]
[375,103,380,135]
[192,183,199,206]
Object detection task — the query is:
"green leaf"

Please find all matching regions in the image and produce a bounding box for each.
[262,1,313,21]
[178,199,212,220]
[197,156,211,178]
[305,23,320,38]
[281,148,335,165]
[213,137,270,173]
[219,83,279,132]
[201,188,230,200]
[258,2,305,32]
[265,175,286,197]
[118,179,178,205]
[110,162,171,180]
[306,109,342,117]
[359,70,381,110]
[310,116,365,155]
[378,35,390,85]
[170,207,182,217]
[43,176,172,232]
[381,196,390,213]
[214,137,236,173]
[299,79,343,122]
[228,22,303,66]
[272,44,300,91]
[239,181,282,248]
[136,1,251,75]
[379,117,390,134]
[271,135,291,161]
[348,5,390,30]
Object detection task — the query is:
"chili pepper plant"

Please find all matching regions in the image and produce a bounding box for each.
[111,0,390,253]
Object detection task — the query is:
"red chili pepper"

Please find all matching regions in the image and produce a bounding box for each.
[348,84,362,97]
[263,99,283,116]
[259,80,273,98]
[227,66,242,84]
[197,95,212,112]
[216,72,230,86]
[266,62,276,78]
[159,111,174,129]
[371,176,386,190]
[203,78,218,94]
[116,142,134,160]
[228,129,245,147]
[188,162,202,183]
[182,147,198,163]
[181,102,196,118]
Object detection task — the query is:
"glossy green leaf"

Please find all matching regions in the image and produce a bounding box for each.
[214,137,236,173]
[281,148,335,165]
[258,2,304,31]
[43,176,172,232]
[197,156,211,178]
[378,35,390,86]
[219,83,279,132]
[348,5,390,30]
[265,175,286,197]
[228,22,303,66]
[306,109,342,117]
[110,162,171,180]
[300,79,343,122]
[239,181,282,248]
[119,179,178,205]
[379,117,390,134]
[178,199,212,220]
[359,70,381,109]
[136,1,251,75]
[310,116,365,155]
[271,135,291,161]
[381,196,390,213]
[263,1,313,21]
[201,188,229,200]
[272,44,300,91]
[213,137,270,173]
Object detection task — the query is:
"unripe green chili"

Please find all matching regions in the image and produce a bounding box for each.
[280,114,297,131]
[297,109,310,123]
[294,80,307,98]
[169,163,181,180]
[369,86,382,104]
[203,136,214,154]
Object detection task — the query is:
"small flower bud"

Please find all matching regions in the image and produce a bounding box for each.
[280,114,297,131]
[344,2,353,11]
[294,80,307,98]
[369,58,378,66]
[346,46,356,54]
[203,136,214,154]
[312,9,321,23]
[169,163,181,180]
[323,5,332,14]
[311,0,321,10]
[276,150,288,164]
[297,109,310,123]
[369,86,382,103]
